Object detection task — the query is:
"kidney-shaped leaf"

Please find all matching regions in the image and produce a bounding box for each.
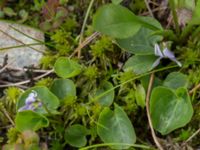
[65,124,89,148]
[17,86,60,114]
[123,55,157,74]
[50,79,76,101]
[163,72,188,90]
[150,86,193,135]
[97,104,136,149]
[117,17,163,54]
[94,81,114,107]
[93,4,141,39]
[54,57,82,78]
[15,110,49,132]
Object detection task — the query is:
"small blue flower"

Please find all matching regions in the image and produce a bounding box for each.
[18,91,42,112]
[152,44,182,68]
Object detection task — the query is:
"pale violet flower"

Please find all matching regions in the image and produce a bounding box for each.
[18,90,42,112]
[25,91,37,105]
[152,44,182,68]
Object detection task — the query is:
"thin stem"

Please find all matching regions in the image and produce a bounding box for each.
[189,83,200,95]
[0,60,15,73]
[146,73,163,150]
[71,32,100,58]
[144,0,154,18]
[169,0,180,35]
[0,69,53,87]
[79,0,95,44]
[0,29,45,53]
[0,43,42,51]
[79,143,152,150]
[9,25,54,48]
[1,108,15,126]
[185,128,200,143]
[92,65,178,103]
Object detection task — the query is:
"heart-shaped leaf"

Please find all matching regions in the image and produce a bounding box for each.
[17,86,60,114]
[117,17,163,54]
[94,81,114,107]
[123,55,157,74]
[50,79,76,101]
[163,72,188,90]
[15,110,49,132]
[93,4,141,39]
[65,124,89,148]
[150,86,193,135]
[54,57,82,78]
[97,104,136,149]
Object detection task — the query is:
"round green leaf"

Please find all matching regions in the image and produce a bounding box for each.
[117,17,163,54]
[163,72,188,90]
[94,81,114,107]
[123,55,157,74]
[150,86,193,135]
[15,110,49,132]
[54,57,82,78]
[17,86,60,114]
[93,4,141,39]
[65,124,89,148]
[97,104,136,149]
[50,79,76,101]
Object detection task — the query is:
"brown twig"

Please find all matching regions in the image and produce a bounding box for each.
[189,83,200,95]
[1,108,15,126]
[71,32,100,58]
[185,128,200,143]
[146,73,164,150]
[0,69,53,88]
[0,59,15,73]
[144,0,155,18]
[5,67,50,73]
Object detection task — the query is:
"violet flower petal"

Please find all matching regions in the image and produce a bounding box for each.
[154,44,164,57]
[25,91,37,105]
[152,57,162,68]
[163,48,175,59]
[18,104,35,112]
[18,105,29,112]
[169,57,182,67]
[163,48,182,67]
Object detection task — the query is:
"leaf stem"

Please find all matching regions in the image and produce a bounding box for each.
[92,65,178,103]
[146,73,163,150]
[79,143,153,150]
[0,43,42,51]
[169,0,180,35]
[79,0,95,44]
